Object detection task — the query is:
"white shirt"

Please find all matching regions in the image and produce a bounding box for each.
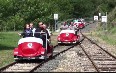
[60,25,68,30]
[46,29,51,36]
[32,28,36,36]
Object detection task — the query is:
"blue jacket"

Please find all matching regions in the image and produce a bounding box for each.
[21,28,33,38]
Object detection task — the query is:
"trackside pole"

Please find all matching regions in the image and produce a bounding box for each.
[106,12,107,31]
[54,14,58,32]
[46,33,47,51]
[55,20,56,31]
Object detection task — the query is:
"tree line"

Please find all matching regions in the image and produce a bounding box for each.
[0,0,115,31]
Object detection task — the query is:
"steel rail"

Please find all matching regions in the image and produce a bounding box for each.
[0,62,17,72]
[81,32,116,59]
[79,44,100,72]
[30,45,75,72]
[80,32,116,72]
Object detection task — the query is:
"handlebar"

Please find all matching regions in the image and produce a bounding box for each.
[19,32,46,34]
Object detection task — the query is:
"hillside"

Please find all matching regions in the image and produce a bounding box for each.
[96,6,116,45]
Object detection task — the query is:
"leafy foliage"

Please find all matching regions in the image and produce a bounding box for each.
[0,0,115,31]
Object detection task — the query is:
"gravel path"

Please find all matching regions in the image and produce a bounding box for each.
[52,46,96,72]
[34,46,97,72]
[3,63,39,72]
[82,21,116,57]
[34,46,75,72]
[86,35,116,57]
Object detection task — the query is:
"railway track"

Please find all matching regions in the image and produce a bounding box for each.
[76,44,99,72]
[79,33,116,72]
[34,45,76,72]
[0,45,75,72]
[69,45,98,72]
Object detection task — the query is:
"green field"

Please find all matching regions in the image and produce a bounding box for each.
[0,32,58,68]
[97,27,116,45]
[0,32,20,68]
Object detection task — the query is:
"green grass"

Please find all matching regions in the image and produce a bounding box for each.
[51,32,59,46]
[0,32,20,68]
[96,27,116,45]
[101,35,116,45]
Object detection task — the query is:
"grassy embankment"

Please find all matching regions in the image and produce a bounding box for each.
[95,7,116,45]
[0,32,20,68]
[96,27,116,45]
[100,7,116,45]
[0,31,58,68]
[102,28,116,45]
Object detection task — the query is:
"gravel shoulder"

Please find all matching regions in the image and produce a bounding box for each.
[82,22,116,56]
[35,46,97,72]
[84,34,116,56]
[52,46,96,72]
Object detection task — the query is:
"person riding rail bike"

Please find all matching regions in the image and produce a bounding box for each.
[29,22,36,36]
[18,23,33,38]
[60,22,68,30]
[69,22,79,35]
[34,22,50,48]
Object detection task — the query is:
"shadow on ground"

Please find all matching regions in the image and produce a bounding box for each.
[0,44,15,50]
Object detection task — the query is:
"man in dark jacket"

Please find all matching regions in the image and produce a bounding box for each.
[34,22,50,48]
[42,24,51,43]
[34,22,43,38]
